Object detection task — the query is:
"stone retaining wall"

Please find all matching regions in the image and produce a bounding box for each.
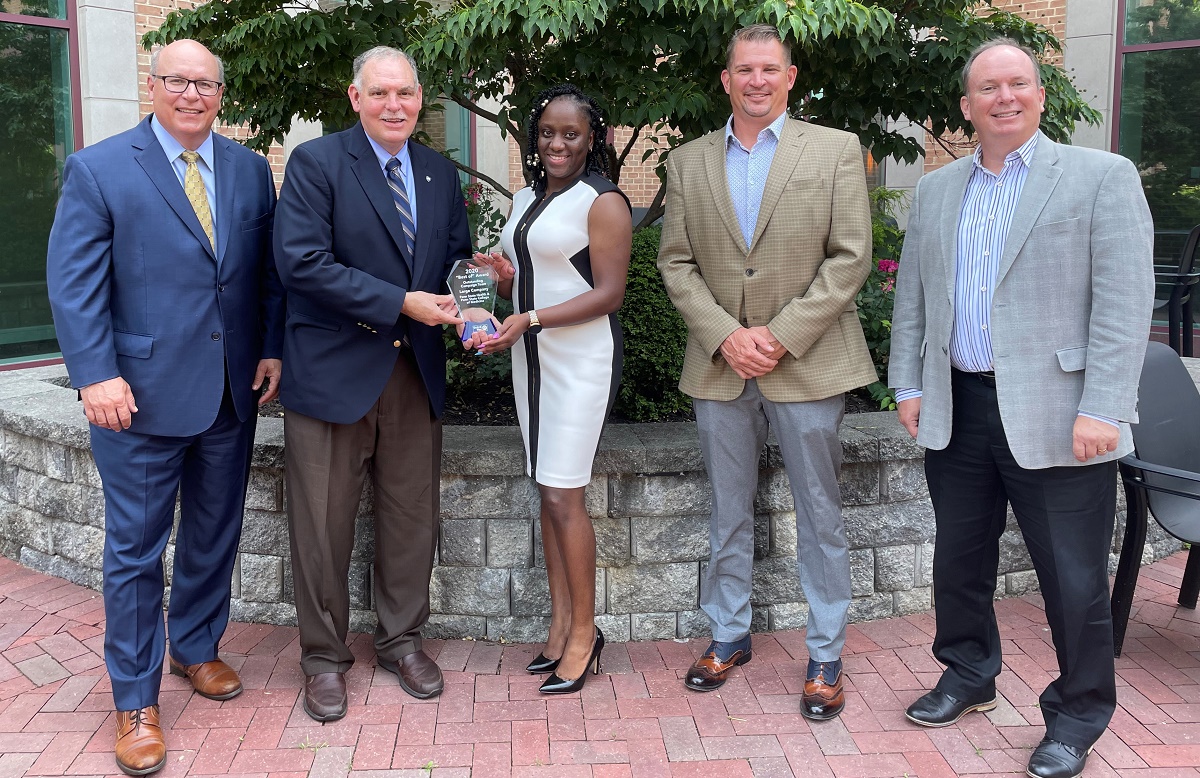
[0,364,1183,642]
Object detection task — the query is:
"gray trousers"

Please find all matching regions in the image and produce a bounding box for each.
[694,380,850,661]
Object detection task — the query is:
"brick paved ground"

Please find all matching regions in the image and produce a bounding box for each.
[0,552,1196,777]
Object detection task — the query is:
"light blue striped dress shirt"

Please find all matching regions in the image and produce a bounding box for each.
[895,135,1038,405]
[725,112,787,249]
[949,133,1039,373]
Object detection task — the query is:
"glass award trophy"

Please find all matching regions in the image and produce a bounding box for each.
[447,258,499,347]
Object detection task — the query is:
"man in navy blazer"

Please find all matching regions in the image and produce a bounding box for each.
[273,45,469,722]
[46,39,285,776]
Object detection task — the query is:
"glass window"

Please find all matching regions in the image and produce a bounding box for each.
[0,0,67,20]
[0,21,73,361]
[1119,47,1200,261]
[443,102,472,187]
[1125,0,1200,45]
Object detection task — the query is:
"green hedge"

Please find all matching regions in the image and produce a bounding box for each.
[614,226,691,421]
[444,189,903,421]
[442,226,691,422]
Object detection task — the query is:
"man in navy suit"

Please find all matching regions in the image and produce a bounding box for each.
[46,39,285,776]
[273,46,469,722]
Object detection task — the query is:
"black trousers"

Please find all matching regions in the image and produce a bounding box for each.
[925,369,1117,749]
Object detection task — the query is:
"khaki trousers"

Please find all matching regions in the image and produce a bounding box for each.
[285,352,441,675]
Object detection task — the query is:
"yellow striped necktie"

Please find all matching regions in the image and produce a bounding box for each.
[180,150,214,250]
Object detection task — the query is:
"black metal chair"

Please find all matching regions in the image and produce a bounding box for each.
[1154,225,1200,357]
[1111,340,1200,656]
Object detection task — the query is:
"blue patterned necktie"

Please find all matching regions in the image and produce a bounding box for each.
[384,157,416,257]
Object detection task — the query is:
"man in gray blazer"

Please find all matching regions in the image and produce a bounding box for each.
[888,38,1153,778]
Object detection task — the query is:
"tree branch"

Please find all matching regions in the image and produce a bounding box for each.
[617,125,642,167]
[916,121,972,160]
[636,180,667,230]
[450,93,520,140]
[447,157,513,200]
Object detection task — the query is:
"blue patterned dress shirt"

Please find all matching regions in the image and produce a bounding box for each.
[725,112,787,250]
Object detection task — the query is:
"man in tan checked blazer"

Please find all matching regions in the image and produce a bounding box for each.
[658,24,876,719]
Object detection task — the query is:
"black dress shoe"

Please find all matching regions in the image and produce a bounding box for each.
[303,672,347,722]
[905,688,996,727]
[540,629,604,695]
[526,652,560,674]
[1027,738,1090,778]
[378,650,444,699]
[684,635,752,692]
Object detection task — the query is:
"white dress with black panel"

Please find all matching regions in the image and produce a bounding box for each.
[499,173,629,488]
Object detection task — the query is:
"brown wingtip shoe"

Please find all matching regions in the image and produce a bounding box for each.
[169,656,243,701]
[114,705,166,776]
[684,636,753,692]
[801,660,845,721]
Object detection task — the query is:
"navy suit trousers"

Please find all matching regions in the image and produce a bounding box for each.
[92,387,256,710]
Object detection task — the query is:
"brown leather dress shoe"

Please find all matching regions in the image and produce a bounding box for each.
[303,672,347,722]
[684,637,753,692]
[114,705,165,776]
[169,656,243,701]
[378,650,444,699]
[801,661,846,720]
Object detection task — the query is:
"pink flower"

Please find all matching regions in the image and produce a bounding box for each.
[882,279,895,292]
[877,259,899,274]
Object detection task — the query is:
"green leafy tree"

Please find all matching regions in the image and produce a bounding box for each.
[145,0,1100,228]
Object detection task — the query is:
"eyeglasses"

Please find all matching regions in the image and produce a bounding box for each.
[152,75,223,97]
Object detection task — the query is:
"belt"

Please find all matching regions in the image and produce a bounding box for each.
[952,367,996,388]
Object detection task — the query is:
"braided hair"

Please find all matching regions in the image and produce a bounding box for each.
[524,83,611,192]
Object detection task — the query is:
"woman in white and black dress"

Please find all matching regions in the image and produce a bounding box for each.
[473,84,632,694]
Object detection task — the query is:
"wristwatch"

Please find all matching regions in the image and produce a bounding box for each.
[526,309,543,334]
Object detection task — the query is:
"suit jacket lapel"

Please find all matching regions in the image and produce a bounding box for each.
[938,159,975,305]
[132,118,216,261]
[410,144,435,279]
[213,138,236,266]
[996,134,1062,286]
[750,118,806,250]
[703,132,747,255]
[348,124,414,272]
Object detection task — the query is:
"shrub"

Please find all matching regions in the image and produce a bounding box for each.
[444,296,514,406]
[442,188,904,421]
[857,186,907,410]
[615,226,691,421]
[464,181,504,250]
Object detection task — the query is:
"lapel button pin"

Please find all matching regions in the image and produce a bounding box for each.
[426,176,431,182]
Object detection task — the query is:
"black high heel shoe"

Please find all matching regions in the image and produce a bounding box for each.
[526,652,560,674]
[539,628,605,695]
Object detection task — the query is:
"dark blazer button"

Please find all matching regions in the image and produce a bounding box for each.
[745,268,755,276]
[211,332,221,341]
